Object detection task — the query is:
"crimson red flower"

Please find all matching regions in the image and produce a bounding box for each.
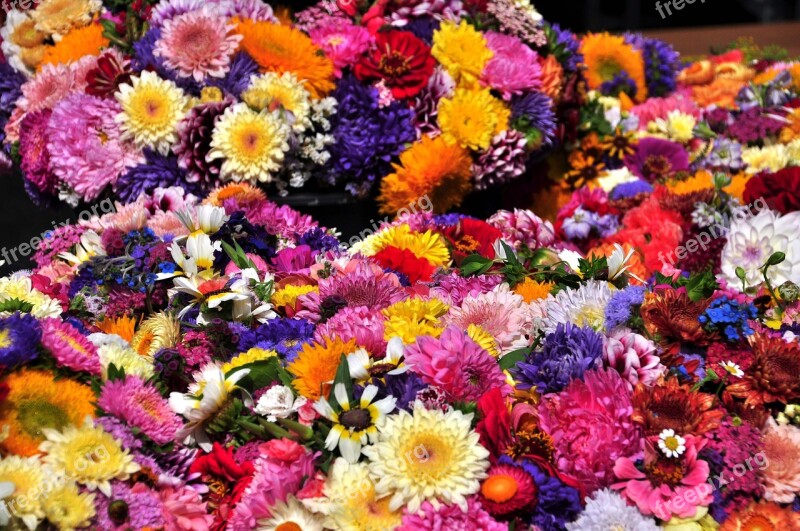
[373,245,436,283]
[475,388,513,460]
[354,30,435,99]
[743,167,800,215]
[85,51,132,98]
[442,218,502,265]
[190,442,255,507]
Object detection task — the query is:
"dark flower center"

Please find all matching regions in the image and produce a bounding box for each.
[643,154,672,177]
[339,408,372,430]
[379,51,412,78]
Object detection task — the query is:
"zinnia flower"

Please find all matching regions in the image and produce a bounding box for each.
[624,137,689,182]
[354,30,435,99]
[362,401,490,513]
[98,376,183,445]
[438,87,510,151]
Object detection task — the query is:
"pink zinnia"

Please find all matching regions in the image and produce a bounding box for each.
[603,330,665,389]
[538,368,643,494]
[40,318,101,375]
[613,436,713,520]
[309,19,373,77]
[405,326,510,402]
[154,10,242,81]
[481,32,542,100]
[98,376,183,445]
[159,486,214,531]
[761,418,800,503]
[314,305,387,355]
[48,94,142,201]
[398,497,506,531]
[487,209,556,250]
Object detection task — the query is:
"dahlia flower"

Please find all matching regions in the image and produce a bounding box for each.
[538,369,643,492]
[603,330,664,389]
[487,209,556,250]
[472,130,530,190]
[566,488,660,531]
[481,31,541,100]
[98,376,183,445]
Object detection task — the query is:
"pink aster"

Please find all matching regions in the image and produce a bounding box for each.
[481,31,542,100]
[612,436,713,520]
[40,318,101,376]
[443,283,532,354]
[429,272,503,306]
[629,91,700,130]
[244,201,319,241]
[603,330,665,389]
[19,109,57,195]
[487,209,556,250]
[538,368,643,494]
[405,325,511,402]
[398,497,506,531]
[47,93,143,201]
[154,10,242,81]
[159,486,214,531]
[761,417,800,503]
[148,211,192,238]
[314,305,387,355]
[316,260,406,310]
[98,375,183,445]
[309,19,373,77]
[19,61,88,114]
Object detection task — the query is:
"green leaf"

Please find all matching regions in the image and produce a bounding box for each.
[501,241,520,266]
[330,354,353,410]
[229,357,281,391]
[499,348,529,371]
[0,298,34,314]
[460,255,493,277]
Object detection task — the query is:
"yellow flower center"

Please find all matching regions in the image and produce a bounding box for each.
[0,329,11,349]
[402,433,451,479]
[663,436,680,451]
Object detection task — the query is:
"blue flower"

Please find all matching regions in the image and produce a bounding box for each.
[238,318,315,362]
[0,313,42,368]
[605,286,647,330]
[699,296,757,342]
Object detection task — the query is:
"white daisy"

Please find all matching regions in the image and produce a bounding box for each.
[657,428,686,459]
[719,360,744,378]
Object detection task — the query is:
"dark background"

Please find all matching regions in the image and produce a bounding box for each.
[1,0,799,275]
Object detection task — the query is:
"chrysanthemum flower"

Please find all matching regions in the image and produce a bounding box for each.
[0,456,46,530]
[566,488,659,531]
[42,480,96,530]
[115,70,189,155]
[382,297,450,344]
[581,33,648,102]
[363,401,490,513]
[481,31,542,100]
[314,305,387,355]
[0,275,62,318]
[438,87,510,151]
[154,10,242,82]
[208,102,291,183]
[98,376,183,445]
[40,23,108,68]
[235,19,335,98]
[323,458,403,530]
[431,20,493,87]
[378,135,472,215]
[0,369,95,456]
[242,72,312,132]
[727,334,800,407]
[288,336,359,400]
[93,333,155,381]
[538,280,616,334]
[40,318,101,375]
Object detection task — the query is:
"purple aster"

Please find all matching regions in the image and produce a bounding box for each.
[132,28,202,95]
[707,138,743,170]
[726,107,784,144]
[611,179,653,199]
[93,481,164,530]
[404,16,441,44]
[626,34,680,97]
[238,318,315,362]
[296,227,341,253]
[114,150,197,204]
[605,285,647,330]
[325,75,416,197]
[601,71,640,100]
[0,62,25,137]
[545,23,582,72]
[373,372,428,411]
[0,313,41,369]
[512,322,605,394]
[208,52,259,99]
[511,91,558,149]
[624,137,689,182]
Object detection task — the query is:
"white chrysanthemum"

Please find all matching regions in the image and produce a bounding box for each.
[115,70,189,155]
[208,103,291,183]
[0,274,62,318]
[719,209,800,290]
[257,496,324,531]
[566,488,660,531]
[90,333,155,381]
[362,401,490,513]
[242,72,313,132]
[538,280,616,334]
[0,456,46,530]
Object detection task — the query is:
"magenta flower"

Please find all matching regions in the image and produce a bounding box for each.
[481,32,542,100]
[98,376,183,445]
[603,330,665,389]
[624,137,689,182]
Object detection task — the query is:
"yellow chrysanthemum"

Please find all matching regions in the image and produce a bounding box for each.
[513,278,555,303]
[42,480,96,530]
[271,284,318,308]
[203,183,267,207]
[96,337,154,381]
[115,70,188,154]
[0,275,62,318]
[0,456,46,528]
[466,324,500,358]
[222,347,278,374]
[362,402,490,513]
[208,102,290,183]
[40,419,140,496]
[289,337,359,400]
[580,33,648,103]
[667,170,714,196]
[323,458,403,530]
[31,0,101,37]
[431,20,493,87]
[378,135,473,216]
[234,19,334,98]
[664,111,697,143]
[438,88,510,151]
[353,224,450,268]
[742,144,790,174]
[0,370,95,457]
[130,312,180,359]
[242,72,312,132]
[382,298,449,344]
[39,23,108,69]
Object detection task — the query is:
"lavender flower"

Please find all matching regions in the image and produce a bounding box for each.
[511,91,558,149]
[605,285,647,331]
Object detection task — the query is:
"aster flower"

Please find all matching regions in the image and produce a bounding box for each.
[604,285,646,331]
[98,376,182,446]
[242,72,313,132]
[399,497,505,531]
[566,488,659,531]
[514,323,605,394]
[0,456,46,530]
[624,137,690,182]
[115,150,195,205]
[42,480,96,530]
[19,109,58,196]
[207,51,259,99]
[154,10,242,82]
[626,34,681,98]
[322,458,403,530]
[309,18,373,77]
[0,312,41,369]
[412,66,455,136]
[539,280,616,334]
[363,401,490,513]
[40,318,101,375]
[481,32,541,100]
[511,91,558,150]
[258,496,324,530]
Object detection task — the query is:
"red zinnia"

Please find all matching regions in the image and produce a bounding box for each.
[354,30,435,99]
[442,218,502,265]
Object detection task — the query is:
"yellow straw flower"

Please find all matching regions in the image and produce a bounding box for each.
[438,87,510,151]
[382,297,449,344]
[432,20,493,87]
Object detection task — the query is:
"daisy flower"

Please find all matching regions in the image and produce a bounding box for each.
[154,9,242,82]
[115,70,188,155]
[362,401,490,513]
[314,383,396,463]
[657,428,687,458]
[720,360,744,378]
[257,496,324,531]
[208,102,291,183]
